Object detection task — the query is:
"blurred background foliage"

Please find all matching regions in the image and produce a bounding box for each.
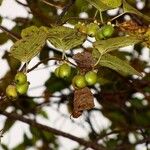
[0,0,150,150]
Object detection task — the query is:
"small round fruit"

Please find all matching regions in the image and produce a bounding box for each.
[59,63,71,78]
[72,75,87,89]
[87,23,99,37]
[6,85,18,99]
[85,71,97,86]
[15,72,27,85]
[78,24,87,34]
[95,29,105,40]
[54,67,60,78]
[16,82,29,95]
[74,22,82,30]
[101,25,114,38]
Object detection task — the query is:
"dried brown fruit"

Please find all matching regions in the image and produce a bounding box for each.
[72,87,94,118]
[73,51,96,73]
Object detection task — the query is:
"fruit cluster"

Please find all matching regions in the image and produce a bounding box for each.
[6,72,29,99]
[55,63,98,89]
[75,22,115,40]
[72,71,97,89]
[55,63,71,79]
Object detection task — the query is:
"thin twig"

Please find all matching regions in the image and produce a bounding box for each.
[0,25,20,40]
[41,0,63,9]
[27,57,77,73]
[56,0,76,24]
[0,110,105,150]
[16,0,28,7]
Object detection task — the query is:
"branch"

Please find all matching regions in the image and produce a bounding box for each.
[0,110,105,150]
[27,57,77,73]
[135,137,150,145]
[0,25,20,40]
[15,0,28,7]
[26,0,53,26]
[56,0,76,24]
[41,0,63,9]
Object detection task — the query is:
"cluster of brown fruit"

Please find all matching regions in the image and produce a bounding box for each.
[6,72,29,99]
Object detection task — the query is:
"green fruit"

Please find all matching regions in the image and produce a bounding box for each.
[75,23,87,33]
[77,24,87,34]
[54,67,60,78]
[95,29,105,40]
[85,71,97,86]
[72,75,87,89]
[15,72,27,85]
[16,82,29,95]
[6,85,18,99]
[74,23,82,30]
[87,23,99,37]
[101,25,114,38]
[59,63,71,78]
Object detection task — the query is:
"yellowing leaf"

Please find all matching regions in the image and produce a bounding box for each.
[93,49,141,76]
[101,0,122,8]
[86,0,122,12]
[21,26,39,38]
[94,36,140,54]
[10,27,48,62]
[47,26,86,51]
[123,0,150,22]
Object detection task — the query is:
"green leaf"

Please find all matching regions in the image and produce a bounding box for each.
[100,0,122,8]
[12,143,25,150]
[93,50,141,76]
[21,26,39,38]
[0,16,2,24]
[0,33,8,45]
[3,118,15,133]
[94,36,140,54]
[75,0,89,12]
[10,27,48,62]
[0,0,3,5]
[38,109,48,119]
[123,0,150,22]
[47,26,86,51]
[1,144,8,150]
[86,0,122,12]
[45,73,71,93]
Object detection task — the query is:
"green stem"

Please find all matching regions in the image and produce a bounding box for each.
[99,11,104,24]
[94,52,102,67]
[110,12,126,22]
[94,10,98,19]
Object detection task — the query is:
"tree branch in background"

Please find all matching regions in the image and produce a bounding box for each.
[26,0,53,26]
[56,0,76,24]
[27,57,77,73]
[15,0,28,7]
[0,110,105,150]
[0,25,20,40]
[41,0,63,9]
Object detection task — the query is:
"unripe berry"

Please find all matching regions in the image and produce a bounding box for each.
[54,67,60,78]
[6,85,18,99]
[16,82,29,95]
[87,23,99,37]
[72,75,87,89]
[74,22,82,30]
[75,23,87,34]
[95,29,105,40]
[101,25,114,38]
[15,72,27,85]
[85,71,97,86]
[59,63,71,78]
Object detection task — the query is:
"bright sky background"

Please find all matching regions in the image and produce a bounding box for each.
[0,0,149,150]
